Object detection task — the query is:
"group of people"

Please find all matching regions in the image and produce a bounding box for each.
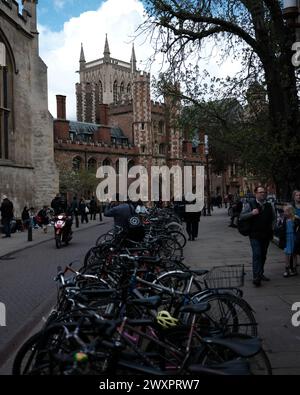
[0,193,102,238]
[239,187,300,286]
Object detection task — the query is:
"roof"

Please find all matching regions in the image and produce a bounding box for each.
[69,121,99,135]
[110,127,127,139]
[68,121,128,141]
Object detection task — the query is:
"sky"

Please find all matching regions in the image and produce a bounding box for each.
[17,0,242,120]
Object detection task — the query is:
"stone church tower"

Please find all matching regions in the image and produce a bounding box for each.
[76,35,137,124]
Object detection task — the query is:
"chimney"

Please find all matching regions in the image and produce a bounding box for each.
[56,95,66,120]
[97,104,109,125]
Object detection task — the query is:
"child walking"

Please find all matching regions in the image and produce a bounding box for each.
[281,205,298,277]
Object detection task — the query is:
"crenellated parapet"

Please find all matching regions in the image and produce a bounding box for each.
[133,70,150,83]
[108,101,133,114]
[151,100,166,114]
[0,0,38,35]
[54,138,139,155]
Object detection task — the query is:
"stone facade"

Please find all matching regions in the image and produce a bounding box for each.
[0,0,58,216]
[53,37,205,200]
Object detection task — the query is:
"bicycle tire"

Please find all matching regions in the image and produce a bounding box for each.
[190,292,258,337]
[153,270,202,294]
[166,230,187,248]
[193,334,272,375]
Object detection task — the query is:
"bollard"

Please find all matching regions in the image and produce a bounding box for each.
[28,225,33,241]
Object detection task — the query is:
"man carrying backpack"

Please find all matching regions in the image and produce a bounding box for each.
[104,196,144,241]
[239,186,275,287]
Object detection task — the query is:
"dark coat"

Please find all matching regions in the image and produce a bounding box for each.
[0,198,14,220]
[183,200,201,223]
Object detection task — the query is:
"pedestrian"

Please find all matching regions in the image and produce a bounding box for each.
[135,199,149,215]
[79,198,89,224]
[37,205,50,233]
[224,194,229,209]
[239,186,275,286]
[229,197,243,228]
[216,194,222,208]
[89,196,97,220]
[21,206,30,230]
[291,190,300,266]
[278,205,299,277]
[0,195,14,238]
[51,193,67,216]
[104,196,144,241]
[183,195,201,241]
[70,196,79,228]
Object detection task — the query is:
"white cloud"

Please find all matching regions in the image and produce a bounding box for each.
[39,0,152,120]
[38,0,242,120]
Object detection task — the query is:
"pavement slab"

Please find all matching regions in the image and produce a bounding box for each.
[184,208,300,375]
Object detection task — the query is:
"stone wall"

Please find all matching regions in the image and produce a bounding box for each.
[0,1,58,216]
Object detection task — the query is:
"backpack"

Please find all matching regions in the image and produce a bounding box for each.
[127,204,145,241]
[127,204,142,229]
[237,201,254,237]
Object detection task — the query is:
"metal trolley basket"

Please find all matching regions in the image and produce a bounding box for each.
[204,264,245,288]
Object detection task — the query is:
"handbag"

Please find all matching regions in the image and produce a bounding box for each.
[85,206,89,214]
[237,201,254,237]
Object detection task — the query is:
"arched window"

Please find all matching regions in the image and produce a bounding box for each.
[127,83,131,95]
[120,81,124,100]
[0,40,13,160]
[158,121,164,134]
[128,159,135,171]
[103,158,111,166]
[99,80,103,104]
[113,80,118,103]
[88,157,97,170]
[72,156,82,172]
[159,144,165,155]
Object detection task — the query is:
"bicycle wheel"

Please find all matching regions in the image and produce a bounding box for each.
[13,323,92,375]
[194,334,272,375]
[166,230,186,248]
[153,271,202,294]
[96,232,114,246]
[157,237,183,259]
[190,292,258,337]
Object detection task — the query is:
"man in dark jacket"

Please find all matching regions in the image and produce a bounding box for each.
[183,197,201,241]
[0,196,14,237]
[51,194,67,215]
[240,186,275,286]
[104,200,133,229]
[89,196,97,221]
[104,198,144,242]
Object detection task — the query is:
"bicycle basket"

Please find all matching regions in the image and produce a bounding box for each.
[204,265,245,288]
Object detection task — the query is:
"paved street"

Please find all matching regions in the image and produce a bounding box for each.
[1,208,300,375]
[0,218,113,373]
[185,208,300,375]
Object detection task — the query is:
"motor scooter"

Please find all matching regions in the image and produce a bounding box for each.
[54,214,72,248]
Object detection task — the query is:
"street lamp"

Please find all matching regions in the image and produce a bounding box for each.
[204,134,211,216]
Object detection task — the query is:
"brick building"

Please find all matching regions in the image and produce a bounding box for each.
[54,37,205,200]
[0,0,58,216]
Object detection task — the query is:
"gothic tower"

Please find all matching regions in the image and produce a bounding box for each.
[76,36,137,123]
[132,72,152,165]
